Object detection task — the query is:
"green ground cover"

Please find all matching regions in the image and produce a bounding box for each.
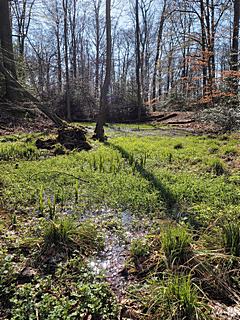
[0,127,240,319]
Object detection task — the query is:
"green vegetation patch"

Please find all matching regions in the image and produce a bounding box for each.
[10,257,118,320]
[1,130,240,319]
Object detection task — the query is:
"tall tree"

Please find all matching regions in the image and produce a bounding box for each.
[94,0,112,141]
[152,0,167,107]
[93,0,103,101]
[230,0,240,94]
[135,0,142,120]
[63,0,71,120]
[0,0,17,98]
[0,0,64,127]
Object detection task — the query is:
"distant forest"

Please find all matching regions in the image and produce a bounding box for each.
[0,0,239,125]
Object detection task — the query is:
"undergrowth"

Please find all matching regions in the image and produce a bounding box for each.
[10,257,118,320]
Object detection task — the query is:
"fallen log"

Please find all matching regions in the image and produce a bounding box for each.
[111,113,178,124]
[165,119,195,125]
[154,113,178,122]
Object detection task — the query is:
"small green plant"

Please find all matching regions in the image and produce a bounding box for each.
[47,196,56,220]
[161,226,192,267]
[130,238,150,260]
[139,152,148,167]
[130,274,209,320]
[10,261,118,320]
[223,222,240,256]
[158,274,208,320]
[167,152,173,163]
[0,142,42,161]
[91,155,97,171]
[128,153,134,166]
[10,213,17,228]
[223,146,238,157]
[55,188,65,207]
[0,250,15,299]
[99,154,104,172]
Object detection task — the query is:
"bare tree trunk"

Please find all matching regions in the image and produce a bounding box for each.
[94,0,111,141]
[152,0,167,109]
[200,0,208,97]
[70,0,77,79]
[63,0,71,121]
[166,44,173,95]
[94,0,102,101]
[205,0,213,101]
[210,0,216,81]
[56,20,62,93]
[135,0,142,121]
[0,0,18,99]
[230,0,240,94]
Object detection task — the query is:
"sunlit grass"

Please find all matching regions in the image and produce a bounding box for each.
[0,132,239,223]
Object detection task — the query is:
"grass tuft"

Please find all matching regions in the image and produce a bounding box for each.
[207,158,226,176]
[43,218,104,256]
[130,274,209,320]
[43,218,77,252]
[161,225,192,267]
[223,222,240,257]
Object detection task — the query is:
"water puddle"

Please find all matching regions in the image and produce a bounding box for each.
[88,233,128,295]
[87,209,142,296]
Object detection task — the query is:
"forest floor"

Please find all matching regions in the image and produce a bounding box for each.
[0,111,218,136]
[0,124,240,319]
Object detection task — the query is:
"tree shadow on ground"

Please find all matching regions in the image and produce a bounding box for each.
[105,141,177,214]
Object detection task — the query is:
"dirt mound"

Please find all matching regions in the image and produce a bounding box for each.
[0,101,54,136]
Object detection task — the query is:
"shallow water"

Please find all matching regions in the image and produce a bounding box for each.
[87,209,143,296]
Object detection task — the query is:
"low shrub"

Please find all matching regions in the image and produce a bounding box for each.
[200,98,240,132]
[0,251,15,299]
